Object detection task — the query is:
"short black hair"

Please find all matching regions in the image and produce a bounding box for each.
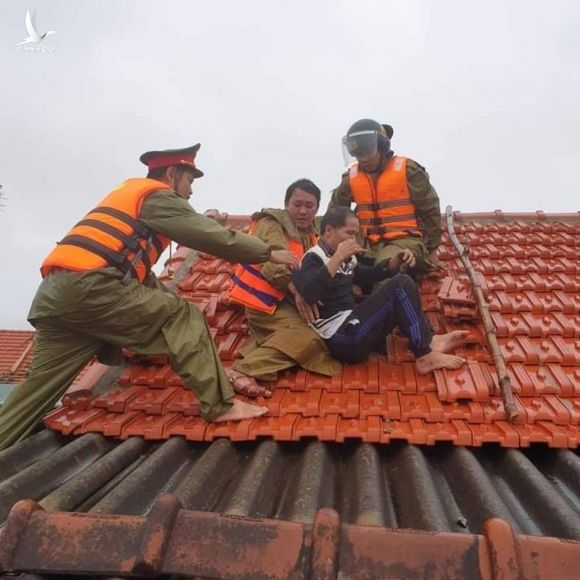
[284,178,321,207]
[320,207,357,235]
[147,165,195,180]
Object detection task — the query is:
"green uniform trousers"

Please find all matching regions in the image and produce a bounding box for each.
[233,302,342,381]
[367,236,435,276]
[0,269,234,450]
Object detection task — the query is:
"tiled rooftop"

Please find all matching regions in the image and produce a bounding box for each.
[40,212,580,448]
[0,330,35,383]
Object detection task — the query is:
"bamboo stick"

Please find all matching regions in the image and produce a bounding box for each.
[445,206,519,422]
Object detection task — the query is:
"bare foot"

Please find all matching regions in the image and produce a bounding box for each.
[430,331,470,353]
[213,398,268,422]
[225,369,272,398]
[415,351,466,375]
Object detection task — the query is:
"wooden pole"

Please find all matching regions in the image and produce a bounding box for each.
[445,206,519,422]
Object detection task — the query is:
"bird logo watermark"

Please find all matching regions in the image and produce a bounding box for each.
[13,8,56,52]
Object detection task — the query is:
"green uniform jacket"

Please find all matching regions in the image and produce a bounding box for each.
[0,187,272,450]
[233,208,341,380]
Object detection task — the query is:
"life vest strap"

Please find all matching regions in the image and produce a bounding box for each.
[359,213,418,226]
[365,226,422,237]
[76,219,141,252]
[89,207,163,255]
[58,234,138,279]
[356,198,412,211]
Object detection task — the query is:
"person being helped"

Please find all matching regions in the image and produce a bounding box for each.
[328,118,442,276]
[0,144,299,451]
[292,207,468,373]
[227,179,341,396]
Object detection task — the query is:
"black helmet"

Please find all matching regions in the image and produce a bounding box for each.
[345,119,393,156]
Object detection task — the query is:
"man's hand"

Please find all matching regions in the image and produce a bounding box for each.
[294,292,319,323]
[389,249,416,271]
[335,239,365,262]
[288,282,319,323]
[270,249,300,269]
[203,209,229,225]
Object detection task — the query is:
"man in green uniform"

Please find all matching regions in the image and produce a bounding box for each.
[328,119,442,276]
[228,179,341,395]
[0,144,298,451]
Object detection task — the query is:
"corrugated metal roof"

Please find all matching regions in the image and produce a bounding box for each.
[1,430,579,539]
[1,430,579,577]
[41,212,580,448]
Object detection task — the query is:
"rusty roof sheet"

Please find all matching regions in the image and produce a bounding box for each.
[0,430,579,577]
[2,500,579,578]
[40,212,580,448]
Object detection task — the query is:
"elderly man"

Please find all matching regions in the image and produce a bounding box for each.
[292,207,468,373]
[0,144,298,450]
[228,179,341,395]
[329,118,442,276]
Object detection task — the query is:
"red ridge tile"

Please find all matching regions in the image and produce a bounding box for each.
[293,415,339,441]
[164,389,200,416]
[80,411,141,437]
[165,416,207,440]
[469,423,520,447]
[359,392,399,419]
[400,394,445,422]
[319,391,360,418]
[44,408,107,436]
[126,387,182,415]
[342,358,380,392]
[278,391,322,417]
[382,419,428,445]
[424,420,473,446]
[249,415,297,440]
[517,395,571,425]
[205,420,252,442]
[335,417,382,442]
[93,385,147,413]
[434,362,491,402]
[122,413,181,440]
[513,422,569,448]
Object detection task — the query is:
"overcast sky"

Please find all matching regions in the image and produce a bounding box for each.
[1,0,579,329]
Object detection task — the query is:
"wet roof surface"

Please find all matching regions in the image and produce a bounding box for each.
[39,212,580,448]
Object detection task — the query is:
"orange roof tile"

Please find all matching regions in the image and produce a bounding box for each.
[0,330,34,383]
[43,212,580,448]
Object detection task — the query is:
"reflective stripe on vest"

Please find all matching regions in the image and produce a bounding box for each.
[228,223,317,314]
[350,155,422,244]
[41,178,172,282]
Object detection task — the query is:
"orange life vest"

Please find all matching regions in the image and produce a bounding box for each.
[41,178,172,283]
[350,155,422,244]
[228,223,317,314]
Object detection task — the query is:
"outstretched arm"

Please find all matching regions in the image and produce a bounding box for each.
[140,191,271,263]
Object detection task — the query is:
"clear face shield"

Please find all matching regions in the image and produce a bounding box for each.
[341,130,379,167]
